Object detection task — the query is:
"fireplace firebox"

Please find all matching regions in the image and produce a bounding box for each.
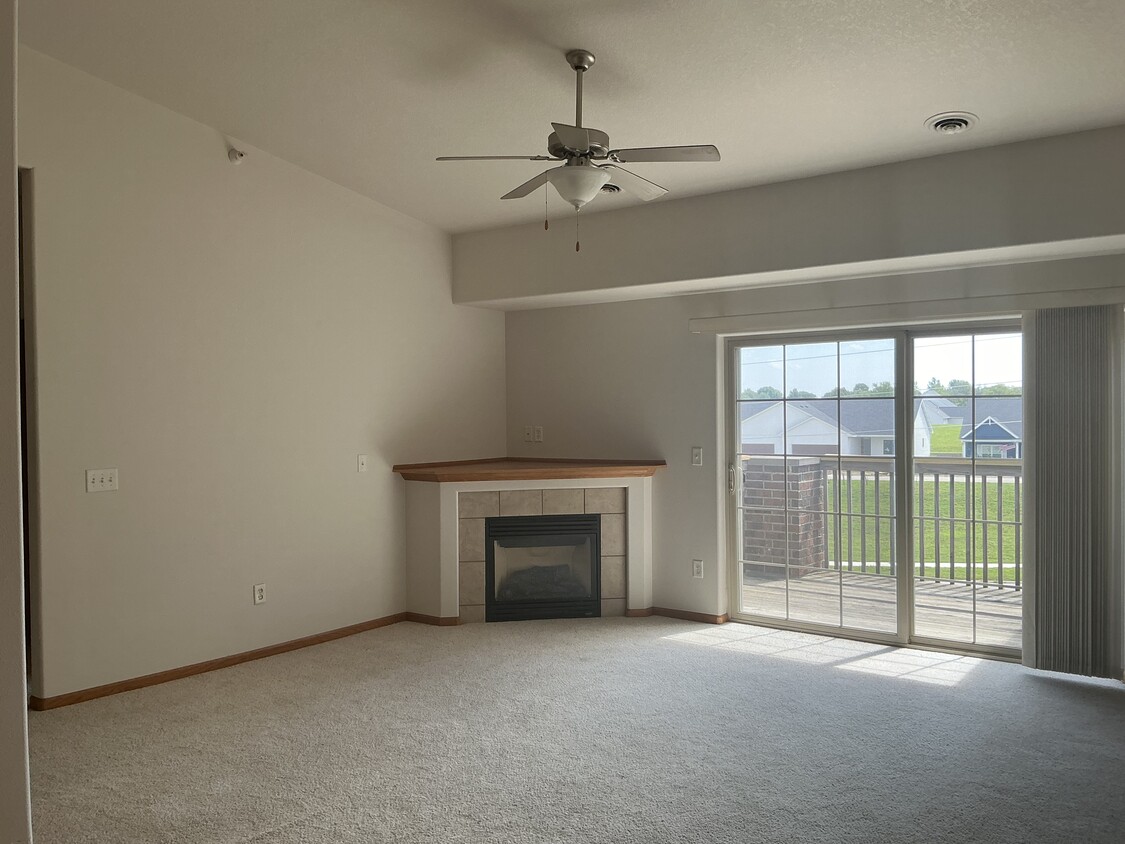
[485,514,601,622]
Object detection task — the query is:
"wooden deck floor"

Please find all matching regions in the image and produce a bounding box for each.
[741,569,1022,649]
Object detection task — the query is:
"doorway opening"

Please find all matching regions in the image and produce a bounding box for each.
[19,167,40,688]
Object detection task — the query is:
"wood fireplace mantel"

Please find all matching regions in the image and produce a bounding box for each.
[392,457,666,483]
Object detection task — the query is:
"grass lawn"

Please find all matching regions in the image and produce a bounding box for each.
[929,423,964,455]
[823,474,1021,582]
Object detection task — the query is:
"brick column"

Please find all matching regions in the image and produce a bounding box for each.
[742,458,827,573]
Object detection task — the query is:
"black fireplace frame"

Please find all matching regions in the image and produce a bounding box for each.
[485,514,601,622]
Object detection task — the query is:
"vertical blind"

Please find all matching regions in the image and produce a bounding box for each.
[1024,305,1124,678]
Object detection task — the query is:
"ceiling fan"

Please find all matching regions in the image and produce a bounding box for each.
[437,49,720,214]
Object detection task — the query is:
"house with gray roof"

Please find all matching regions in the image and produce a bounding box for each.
[941,397,1024,459]
[740,399,935,456]
[740,395,1023,459]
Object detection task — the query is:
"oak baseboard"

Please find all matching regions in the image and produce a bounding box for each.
[29,612,408,711]
[652,607,730,625]
[403,612,460,626]
[29,606,726,711]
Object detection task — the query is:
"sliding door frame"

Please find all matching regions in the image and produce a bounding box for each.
[725,319,1022,659]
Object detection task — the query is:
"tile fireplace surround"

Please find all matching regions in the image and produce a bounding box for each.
[393,458,665,624]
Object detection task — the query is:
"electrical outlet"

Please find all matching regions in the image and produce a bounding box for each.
[533,426,544,443]
[85,467,119,493]
[253,584,266,605]
[524,425,534,442]
[357,454,368,473]
[691,446,703,466]
[692,559,704,579]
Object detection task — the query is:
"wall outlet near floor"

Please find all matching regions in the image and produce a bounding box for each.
[692,559,704,579]
[85,467,118,493]
[533,425,544,443]
[253,583,266,605]
[357,454,368,473]
[524,425,534,442]
[691,446,703,466]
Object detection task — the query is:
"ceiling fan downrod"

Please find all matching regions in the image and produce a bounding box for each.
[566,49,596,130]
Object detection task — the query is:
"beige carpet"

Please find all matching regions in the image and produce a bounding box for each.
[28,617,1125,843]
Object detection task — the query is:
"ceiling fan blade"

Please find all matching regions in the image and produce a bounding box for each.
[599,165,668,202]
[437,155,554,161]
[500,168,559,200]
[608,144,721,163]
[551,122,591,153]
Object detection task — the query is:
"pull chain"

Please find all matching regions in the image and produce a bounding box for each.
[575,207,580,252]
[544,183,549,231]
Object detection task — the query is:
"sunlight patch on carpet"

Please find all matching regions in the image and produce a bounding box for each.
[663,624,980,685]
[837,649,982,686]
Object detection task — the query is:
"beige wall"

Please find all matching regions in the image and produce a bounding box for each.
[1,7,32,843]
[455,124,1125,309]
[19,48,506,700]
[505,262,1125,617]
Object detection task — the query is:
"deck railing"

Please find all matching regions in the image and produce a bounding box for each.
[823,459,1026,589]
[741,456,1023,589]
[911,456,1022,588]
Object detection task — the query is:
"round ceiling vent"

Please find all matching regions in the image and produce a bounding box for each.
[925,111,979,135]
[600,182,622,193]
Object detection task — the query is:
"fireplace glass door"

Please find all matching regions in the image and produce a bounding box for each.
[486,515,601,621]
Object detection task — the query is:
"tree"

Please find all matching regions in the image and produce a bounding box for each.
[978,384,1021,396]
[824,381,892,398]
[740,386,782,400]
[927,376,944,392]
[788,388,817,399]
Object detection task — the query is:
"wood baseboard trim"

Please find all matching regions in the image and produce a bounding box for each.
[652,607,730,625]
[28,612,408,711]
[403,612,460,626]
[30,606,727,711]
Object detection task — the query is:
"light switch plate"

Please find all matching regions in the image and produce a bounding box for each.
[691,446,703,466]
[357,454,368,473]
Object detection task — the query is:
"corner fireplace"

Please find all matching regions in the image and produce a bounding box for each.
[485,514,601,622]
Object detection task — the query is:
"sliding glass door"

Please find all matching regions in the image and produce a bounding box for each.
[911,331,1023,651]
[730,327,1022,656]
[734,336,901,638]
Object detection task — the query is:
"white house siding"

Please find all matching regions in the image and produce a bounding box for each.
[742,405,864,455]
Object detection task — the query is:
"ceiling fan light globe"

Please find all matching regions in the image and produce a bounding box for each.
[550,165,610,209]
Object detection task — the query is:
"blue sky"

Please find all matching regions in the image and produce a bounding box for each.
[740,333,1022,397]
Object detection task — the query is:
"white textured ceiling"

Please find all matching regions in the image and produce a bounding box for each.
[19,1,1125,233]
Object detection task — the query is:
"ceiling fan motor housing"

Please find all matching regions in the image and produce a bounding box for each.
[548,127,610,159]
